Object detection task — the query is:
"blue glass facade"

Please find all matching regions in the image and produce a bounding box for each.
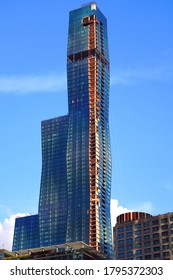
[13,215,39,251]
[13,2,114,259]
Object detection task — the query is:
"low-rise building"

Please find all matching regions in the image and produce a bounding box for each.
[0,241,106,260]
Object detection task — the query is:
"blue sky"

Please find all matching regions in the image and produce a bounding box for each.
[0,0,173,248]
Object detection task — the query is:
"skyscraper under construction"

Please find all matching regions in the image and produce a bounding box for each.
[13,2,114,259]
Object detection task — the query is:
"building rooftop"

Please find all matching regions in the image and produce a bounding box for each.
[0,241,106,260]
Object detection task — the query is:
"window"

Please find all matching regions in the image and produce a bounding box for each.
[163,244,169,250]
[127,245,133,250]
[153,233,159,238]
[126,225,132,231]
[144,248,151,254]
[153,246,160,252]
[118,240,124,245]
[144,228,150,234]
[135,256,143,260]
[127,251,133,257]
[143,222,150,227]
[118,233,124,239]
[145,255,151,260]
[154,253,160,259]
[135,230,141,235]
[118,227,124,232]
[135,223,141,229]
[163,251,170,257]
[152,220,159,225]
[144,235,150,240]
[126,238,133,244]
[144,241,151,247]
[135,243,142,248]
[161,225,168,230]
[162,238,169,243]
[161,218,168,223]
[126,232,132,237]
[118,252,125,258]
[153,226,159,232]
[162,231,168,236]
[118,246,125,252]
[135,236,142,242]
[136,250,142,255]
[153,240,160,245]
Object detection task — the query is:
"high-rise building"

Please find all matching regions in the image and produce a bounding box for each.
[113,211,173,260]
[13,2,114,259]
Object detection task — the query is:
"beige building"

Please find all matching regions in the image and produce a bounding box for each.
[113,211,173,260]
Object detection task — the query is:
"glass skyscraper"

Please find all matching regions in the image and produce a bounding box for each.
[13,2,114,259]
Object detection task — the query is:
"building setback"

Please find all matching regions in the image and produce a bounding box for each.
[113,212,173,260]
[13,2,114,259]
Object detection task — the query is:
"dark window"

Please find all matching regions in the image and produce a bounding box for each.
[162,238,169,243]
[154,253,160,259]
[161,225,168,230]
[153,233,159,238]
[163,251,170,257]
[161,218,168,223]
[144,228,150,233]
[153,246,160,252]
[144,248,151,254]
[145,255,151,260]
[152,220,159,225]
[144,235,150,240]
[153,226,159,232]
[153,240,160,245]
[144,241,151,247]
[162,244,169,250]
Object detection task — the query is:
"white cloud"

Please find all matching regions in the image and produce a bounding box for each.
[111,199,132,227]
[0,213,29,251]
[0,73,67,94]
[110,199,155,228]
